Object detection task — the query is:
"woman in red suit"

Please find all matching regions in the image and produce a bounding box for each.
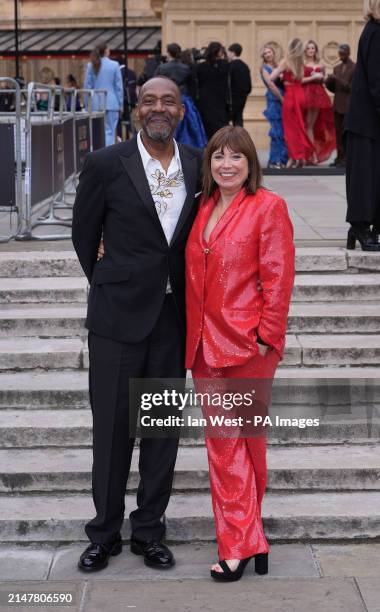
[186,126,295,581]
[270,38,314,167]
[302,40,336,163]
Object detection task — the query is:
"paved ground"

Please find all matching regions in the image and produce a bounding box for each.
[0,171,348,249]
[0,543,378,610]
[265,174,347,244]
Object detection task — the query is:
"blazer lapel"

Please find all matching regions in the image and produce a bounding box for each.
[207,189,246,246]
[170,146,198,246]
[119,140,167,242]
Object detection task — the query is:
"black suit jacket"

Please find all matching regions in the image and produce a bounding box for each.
[346,18,380,140]
[155,61,195,97]
[72,137,203,343]
[230,59,252,103]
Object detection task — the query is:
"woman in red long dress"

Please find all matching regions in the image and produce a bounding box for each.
[302,40,336,163]
[186,126,295,581]
[270,38,314,167]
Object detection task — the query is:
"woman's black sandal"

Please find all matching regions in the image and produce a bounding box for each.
[210,553,268,582]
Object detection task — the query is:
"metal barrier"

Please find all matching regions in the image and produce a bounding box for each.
[0,77,23,242]
[0,80,107,241]
[8,82,107,241]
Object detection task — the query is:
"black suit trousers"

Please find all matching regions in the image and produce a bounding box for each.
[333,112,346,162]
[85,294,186,544]
[346,132,380,227]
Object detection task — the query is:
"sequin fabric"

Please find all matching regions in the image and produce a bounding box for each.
[185,187,295,369]
[187,186,295,561]
[192,345,280,560]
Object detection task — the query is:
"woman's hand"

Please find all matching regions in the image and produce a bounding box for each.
[97,239,105,261]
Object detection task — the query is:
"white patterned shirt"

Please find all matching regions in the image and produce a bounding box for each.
[137,131,187,291]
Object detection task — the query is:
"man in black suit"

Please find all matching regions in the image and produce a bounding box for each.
[345,9,380,250]
[227,43,252,127]
[72,76,203,571]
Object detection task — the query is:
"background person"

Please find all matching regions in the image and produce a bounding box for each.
[0,79,15,112]
[84,42,123,147]
[65,74,82,112]
[155,43,207,148]
[260,44,288,168]
[186,125,295,582]
[270,38,313,168]
[302,40,336,163]
[137,41,163,89]
[196,41,230,139]
[227,43,252,127]
[325,44,356,167]
[345,0,380,251]
[119,64,137,138]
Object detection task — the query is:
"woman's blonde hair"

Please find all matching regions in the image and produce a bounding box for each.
[260,44,278,66]
[305,40,320,62]
[364,0,380,20]
[285,38,304,81]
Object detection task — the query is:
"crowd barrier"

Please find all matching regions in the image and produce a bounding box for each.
[0,79,107,241]
[0,77,23,242]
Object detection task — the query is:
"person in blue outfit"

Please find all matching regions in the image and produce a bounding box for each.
[156,43,207,149]
[260,45,288,168]
[84,43,124,147]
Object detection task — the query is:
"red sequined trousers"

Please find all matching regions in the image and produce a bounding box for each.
[192,343,280,561]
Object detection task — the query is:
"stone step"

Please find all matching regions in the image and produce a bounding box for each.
[1,302,380,338]
[0,305,86,338]
[1,274,379,304]
[0,251,83,278]
[1,369,380,410]
[294,334,380,366]
[0,445,378,494]
[0,338,85,371]
[0,408,378,448]
[1,248,380,277]
[0,277,88,304]
[1,335,380,371]
[0,490,379,542]
[292,274,380,301]
[287,303,380,333]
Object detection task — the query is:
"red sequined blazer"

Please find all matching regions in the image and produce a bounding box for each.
[185,187,295,369]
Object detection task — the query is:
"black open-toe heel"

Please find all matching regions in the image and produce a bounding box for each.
[255,552,269,575]
[210,553,268,582]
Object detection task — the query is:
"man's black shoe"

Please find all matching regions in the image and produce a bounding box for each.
[78,536,122,572]
[130,538,175,569]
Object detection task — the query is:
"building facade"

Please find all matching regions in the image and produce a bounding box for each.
[0,0,158,85]
[160,0,364,146]
[1,0,365,147]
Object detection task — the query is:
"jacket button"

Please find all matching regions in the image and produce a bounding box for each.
[204,248,210,254]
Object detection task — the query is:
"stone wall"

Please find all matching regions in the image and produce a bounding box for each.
[0,0,157,84]
[0,0,155,28]
[162,0,364,148]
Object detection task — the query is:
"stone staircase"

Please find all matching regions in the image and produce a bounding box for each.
[0,247,379,544]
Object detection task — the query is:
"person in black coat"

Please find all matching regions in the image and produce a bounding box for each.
[155,43,207,148]
[155,43,194,96]
[196,41,230,139]
[345,0,380,251]
[227,43,252,127]
[72,77,203,572]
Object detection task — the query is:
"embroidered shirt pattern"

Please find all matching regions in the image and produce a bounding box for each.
[149,168,185,217]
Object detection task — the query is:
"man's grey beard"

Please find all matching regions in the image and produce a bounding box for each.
[145,122,174,143]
